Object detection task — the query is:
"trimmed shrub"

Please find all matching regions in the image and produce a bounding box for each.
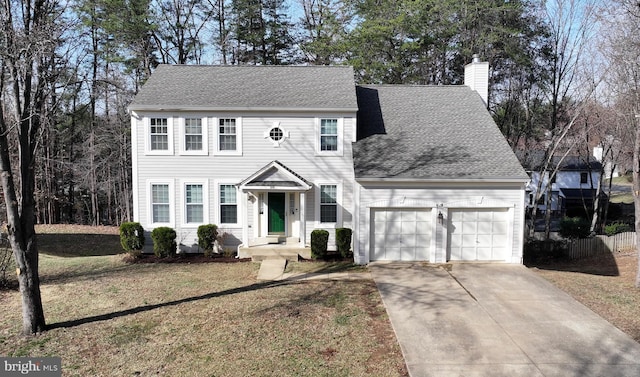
[151,227,177,258]
[119,222,145,254]
[336,228,353,258]
[604,222,633,236]
[523,239,568,264]
[197,224,219,257]
[311,229,330,259]
[558,217,591,239]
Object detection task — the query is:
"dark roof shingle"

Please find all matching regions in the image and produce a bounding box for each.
[354,85,528,180]
[516,151,603,171]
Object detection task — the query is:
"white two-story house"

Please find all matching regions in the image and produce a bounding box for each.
[129,60,529,264]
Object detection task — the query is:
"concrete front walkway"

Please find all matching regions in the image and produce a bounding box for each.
[369,262,640,377]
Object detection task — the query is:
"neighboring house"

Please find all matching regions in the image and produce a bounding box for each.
[128,59,528,264]
[518,152,603,218]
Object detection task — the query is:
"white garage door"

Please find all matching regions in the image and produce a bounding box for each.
[371,209,432,261]
[448,208,509,261]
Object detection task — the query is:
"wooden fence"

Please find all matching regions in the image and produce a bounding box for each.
[566,232,636,259]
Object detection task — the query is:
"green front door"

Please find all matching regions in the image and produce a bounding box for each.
[268,193,286,234]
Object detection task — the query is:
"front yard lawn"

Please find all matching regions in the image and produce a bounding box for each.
[530,250,640,342]
[0,226,407,377]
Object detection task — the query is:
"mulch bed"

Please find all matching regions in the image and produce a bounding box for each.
[124,253,251,264]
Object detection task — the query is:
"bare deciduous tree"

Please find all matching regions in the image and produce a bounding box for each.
[599,0,640,286]
[0,0,66,335]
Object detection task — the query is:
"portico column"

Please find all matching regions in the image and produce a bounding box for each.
[242,191,249,247]
[299,192,306,247]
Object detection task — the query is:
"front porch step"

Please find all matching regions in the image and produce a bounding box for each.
[250,249,300,262]
[240,244,311,262]
[251,236,301,246]
[266,236,285,244]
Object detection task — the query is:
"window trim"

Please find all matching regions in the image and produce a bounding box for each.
[580,172,589,184]
[315,117,343,156]
[315,182,342,227]
[148,180,175,227]
[217,182,240,226]
[179,116,209,155]
[181,180,209,227]
[214,117,243,156]
[145,116,174,155]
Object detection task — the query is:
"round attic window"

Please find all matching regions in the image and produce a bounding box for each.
[264,122,289,146]
[269,127,284,142]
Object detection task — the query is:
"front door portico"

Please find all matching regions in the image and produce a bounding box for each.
[238,161,312,248]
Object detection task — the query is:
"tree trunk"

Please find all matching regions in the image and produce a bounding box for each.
[11,232,46,334]
[634,116,640,287]
[0,123,46,335]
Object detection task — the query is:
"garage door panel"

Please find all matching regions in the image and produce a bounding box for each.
[371,208,432,261]
[477,234,492,245]
[384,234,401,245]
[401,247,415,260]
[450,234,462,247]
[461,247,476,260]
[416,232,430,244]
[401,211,417,221]
[385,247,401,260]
[448,208,509,261]
[416,211,430,222]
[477,211,494,221]
[402,236,417,247]
[477,247,493,260]
[477,221,493,234]
[492,222,507,233]
[462,222,477,233]
[386,221,402,234]
[462,234,477,244]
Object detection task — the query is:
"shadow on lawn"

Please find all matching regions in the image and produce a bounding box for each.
[526,251,620,277]
[47,279,292,330]
[38,233,122,257]
[46,268,363,331]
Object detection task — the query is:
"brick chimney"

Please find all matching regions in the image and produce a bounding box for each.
[464,54,489,106]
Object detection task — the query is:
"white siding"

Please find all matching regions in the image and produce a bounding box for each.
[131,111,356,252]
[354,182,525,264]
[527,170,600,212]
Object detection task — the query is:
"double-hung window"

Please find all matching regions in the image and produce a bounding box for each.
[185,118,203,151]
[150,118,169,151]
[320,119,338,151]
[185,184,204,223]
[151,184,171,223]
[320,184,338,223]
[146,117,173,155]
[220,184,237,224]
[219,118,237,151]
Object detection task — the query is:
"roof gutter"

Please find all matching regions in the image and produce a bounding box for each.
[127,105,359,113]
[355,177,530,184]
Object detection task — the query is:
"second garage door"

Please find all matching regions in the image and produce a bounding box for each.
[371,209,432,261]
[448,208,509,261]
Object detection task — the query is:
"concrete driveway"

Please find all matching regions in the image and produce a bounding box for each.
[369,262,640,377]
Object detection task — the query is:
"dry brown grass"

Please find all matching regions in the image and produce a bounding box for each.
[530,251,640,342]
[0,225,408,377]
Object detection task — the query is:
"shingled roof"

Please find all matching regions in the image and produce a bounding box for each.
[516,151,603,171]
[354,85,528,181]
[129,65,358,112]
